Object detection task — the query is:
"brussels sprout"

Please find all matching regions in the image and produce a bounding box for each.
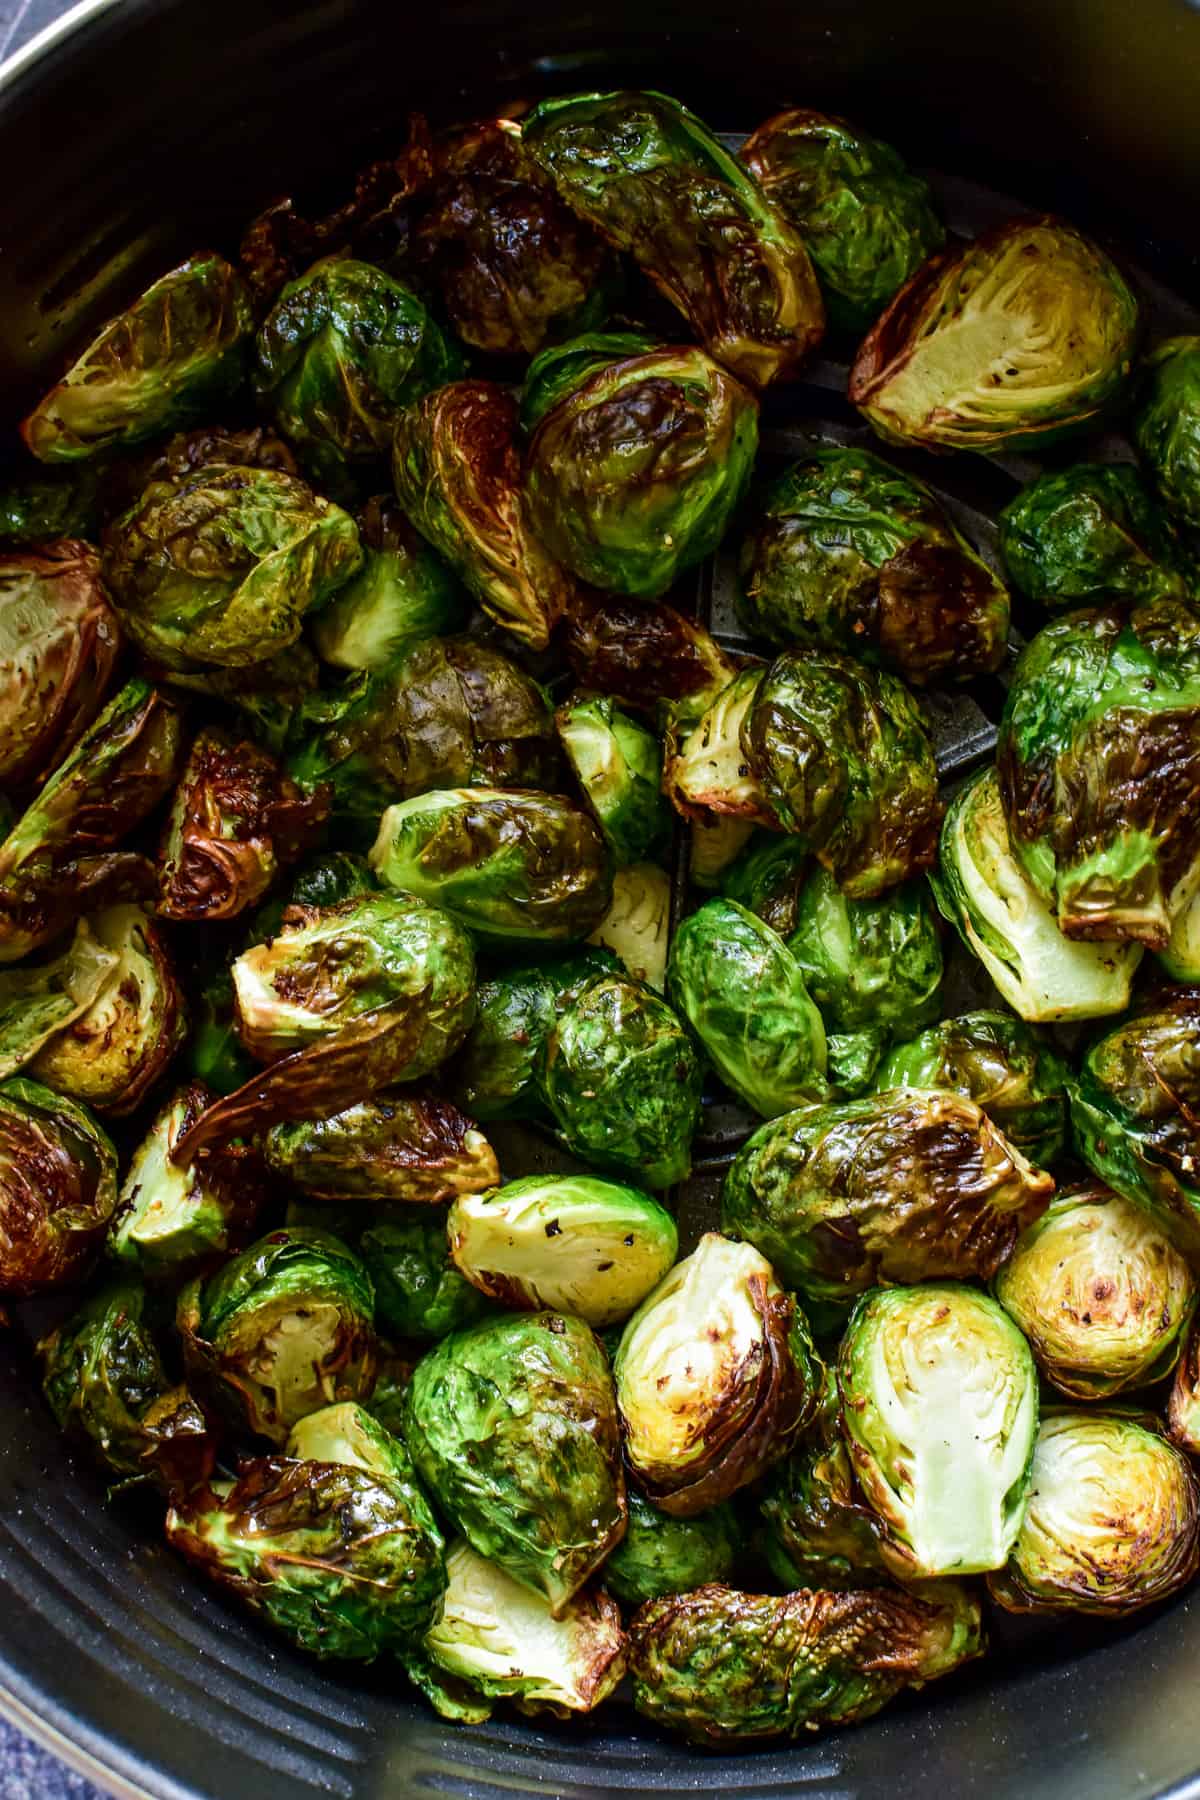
[447,948,618,1121]
[719,832,811,938]
[758,1372,889,1590]
[786,869,943,1093]
[0,465,103,544]
[0,1077,117,1296]
[523,90,824,389]
[356,1215,494,1341]
[628,1579,982,1744]
[877,1010,1070,1169]
[988,1411,1200,1617]
[839,1284,1038,1578]
[723,1091,1053,1312]
[562,591,738,717]
[518,332,659,436]
[102,463,362,673]
[310,497,466,673]
[930,766,1143,1024]
[1168,1320,1200,1456]
[158,641,323,758]
[849,218,1139,452]
[542,972,703,1189]
[1159,887,1200,983]
[664,669,776,827]
[178,1227,377,1443]
[525,341,758,598]
[615,1233,820,1514]
[667,898,827,1116]
[39,1279,213,1492]
[586,863,671,992]
[22,255,254,462]
[448,1175,677,1328]
[0,541,120,790]
[117,422,301,498]
[555,693,668,867]
[994,1184,1195,1400]
[404,1309,625,1613]
[741,109,944,332]
[263,1095,498,1204]
[689,813,756,890]
[392,380,574,650]
[738,447,1008,685]
[371,788,612,947]
[0,921,119,1080]
[603,1490,740,1610]
[998,463,1187,609]
[366,1342,417,1437]
[1133,336,1200,528]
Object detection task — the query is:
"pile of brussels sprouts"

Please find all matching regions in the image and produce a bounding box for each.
[7,83,1200,1752]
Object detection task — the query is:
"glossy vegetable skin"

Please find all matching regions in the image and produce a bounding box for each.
[1133,336,1200,527]
[0,1077,118,1296]
[310,496,466,673]
[998,463,1187,608]
[0,542,120,790]
[264,1095,498,1204]
[603,1491,740,1609]
[447,948,616,1121]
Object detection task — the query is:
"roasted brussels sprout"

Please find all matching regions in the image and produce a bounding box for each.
[757,1371,889,1590]
[667,898,827,1116]
[586,863,671,991]
[22,255,253,462]
[518,331,658,435]
[1169,1320,1200,1456]
[849,218,1139,452]
[392,380,574,649]
[1133,336,1200,528]
[264,1095,497,1204]
[614,1233,821,1515]
[523,90,825,389]
[0,464,103,544]
[931,766,1143,1023]
[562,590,737,716]
[602,1491,740,1610]
[988,1411,1200,1617]
[994,1184,1195,1399]
[310,497,466,672]
[719,832,811,938]
[177,1227,378,1443]
[722,1090,1052,1311]
[740,110,943,332]
[839,1284,1038,1578]
[356,1215,494,1341]
[0,1077,117,1296]
[0,541,120,789]
[0,920,119,1079]
[404,1308,625,1612]
[1159,887,1200,983]
[689,814,756,890]
[448,1175,677,1328]
[664,668,777,827]
[555,693,668,867]
[447,948,618,1121]
[998,463,1187,609]
[737,447,1008,685]
[117,421,301,496]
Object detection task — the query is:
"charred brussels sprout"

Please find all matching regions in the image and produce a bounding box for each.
[0,921,120,1079]
[614,1233,821,1515]
[994,1184,1195,1399]
[0,1077,117,1296]
[542,972,703,1189]
[988,1411,1200,1617]
[404,1309,625,1613]
[447,948,617,1120]
[849,218,1139,452]
[310,497,466,672]
[603,1491,740,1610]
[586,863,671,991]
[1169,1321,1200,1456]
[998,463,1187,609]
[664,669,776,827]
[741,110,943,332]
[518,330,659,435]
[563,590,737,717]
[264,1096,497,1205]
[177,1227,377,1443]
[719,832,811,938]
[22,255,253,462]
[356,1216,494,1341]
[737,447,1008,685]
[523,90,824,389]
[757,1372,889,1590]
[1133,337,1200,527]
[0,542,120,789]
[666,898,827,1116]
[555,692,668,866]
[722,1091,1052,1312]
[448,1175,677,1328]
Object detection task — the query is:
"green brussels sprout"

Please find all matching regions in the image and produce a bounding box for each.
[562,589,738,718]
[404,1308,625,1613]
[310,496,467,673]
[757,1371,889,1590]
[786,868,943,1093]
[0,464,103,544]
[719,832,810,937]
[523,90,825,389]
[263,1094,498,1205]
[603,1490,741,1610]
[994,1184,1195,1399]
[255,257,466,477]
[392,379,574,650]
[0,541,120,789]
[21,255,254,462]
[519,331,660,435]
[741,109,944,332]
[0,1077,117,1296]
[102,462,362,673]
[157,640,322,757]
[849,218,1140,452]
[930,766,1143,1024]
[998,598,1200,947]
[722,1091,1053,1313]
[525,340,758,597]
[1133,336,1200,527]
[1169,1320,1200,1456]
[446,948,618,1121]
[839,1284,1039,1578]
[628,1579,982,1745]
[542,971,703,1189]
[0,921,120,1080]
[585,863,671,991]
[664,668,777,828]
[447,1175,678,1328]
[615,1232,821,1514]
[366,1342,416,1437]
[356,1215,494,1341]
[667,898,827,1117]
[1158,886,1200,983]
[998,463,1188,609]
[987,1411,1200,1617]
[39,1279,213,1493]
[177,1227,378,1444]
[555,692,668,867]
[877,1010,1070,1169]
[370,788,612,948]
[737,447,1008,685]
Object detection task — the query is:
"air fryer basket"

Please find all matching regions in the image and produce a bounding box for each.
[3,2,1200,1796]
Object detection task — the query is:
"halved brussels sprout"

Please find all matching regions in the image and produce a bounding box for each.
[839,1284,1038,1578]
[448,1175,678,1328]
[1133,336,1200,527]
[0,921,118,1080]
[0,1077,117,1296]
[719,832,811,937]
[447,948,618,1121]
[603,1490,740,1610]
[555,692,668,866]
[177,1227,378,1443]
[586,863,671,991]
[310,497,467,673]
[667,898,827,1116]
[849,218,1140,452]
[994,1184,1195,1399]
[722,1089,1052,1311]
[998,463,1187,609]
[1169,1320,1200,1456]
[758,1370,889,1590]
[562,591,737,717]
[738,447,1008,685]
[664,669,775,826]
[356,1215,494,1341]
[0,541,120,789]
[22,255,254,462]
[988,1411,1200,1617]
[689,814,755,891]
[523,89,825,389]
[404,1308,625,1613]
[264,1095,498,1205]
[930,766,1143,1023]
